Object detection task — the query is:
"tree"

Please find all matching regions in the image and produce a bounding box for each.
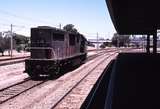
[13,33,30,52]
[0,31,29,55]
[0,33,5,56]
[13,33,29,45]
[0,32,12,56]
[63,24,78,33]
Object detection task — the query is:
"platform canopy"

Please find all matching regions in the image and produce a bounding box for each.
[106,0,160,35]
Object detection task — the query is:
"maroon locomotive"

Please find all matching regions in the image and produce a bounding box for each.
[25,26,87,78]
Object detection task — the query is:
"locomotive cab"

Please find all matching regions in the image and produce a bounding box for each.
[30,26,65,59]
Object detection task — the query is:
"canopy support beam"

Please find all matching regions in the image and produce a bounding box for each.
[153,31,157,54]
[146,34,150,53]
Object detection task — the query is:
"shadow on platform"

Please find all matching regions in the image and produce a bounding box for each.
[81,53,160,109]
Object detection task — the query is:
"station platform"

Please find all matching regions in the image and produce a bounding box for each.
[81,53,160,109]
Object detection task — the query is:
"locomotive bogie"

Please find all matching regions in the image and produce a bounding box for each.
[25,53,87,78]
[25,59,58,77]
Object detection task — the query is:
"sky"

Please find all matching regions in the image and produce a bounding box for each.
[0,0,116,39]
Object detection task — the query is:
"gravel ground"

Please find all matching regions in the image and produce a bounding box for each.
[26,52,116,109]
[0,49,119,109]
[54,53,117,109]
[0,73,28,90]
[0,63,25,75]
[0,63,25,84]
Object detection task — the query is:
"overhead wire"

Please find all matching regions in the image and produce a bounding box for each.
[0,9,110,38]
[0,9,56,25]
[0,9,60,30]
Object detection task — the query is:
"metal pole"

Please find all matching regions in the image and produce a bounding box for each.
[117,38,119,47]
[146,34,150,53]
[59,23,61,29]
[97,32,99,50]
[11,24,13,58]
[153,31,157,54]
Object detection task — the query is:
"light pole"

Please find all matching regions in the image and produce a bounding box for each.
[59,23,62,29]
[97,32,99,51]
[10,24,13,58]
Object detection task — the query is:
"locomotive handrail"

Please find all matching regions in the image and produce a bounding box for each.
[27,47,53,49]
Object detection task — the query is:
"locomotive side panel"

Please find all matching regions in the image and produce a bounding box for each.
[69,34,76,57]
[52,31,66,59]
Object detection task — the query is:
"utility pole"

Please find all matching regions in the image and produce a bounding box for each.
[97,32,99,50]
[59,23,62,29]
[146,34,150,53]
[117,37,119,47]
[10,24,13,58]
[153,31,157,54]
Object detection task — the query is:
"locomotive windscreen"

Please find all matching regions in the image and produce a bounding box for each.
[31,29,51,47]
[53,33,64,41]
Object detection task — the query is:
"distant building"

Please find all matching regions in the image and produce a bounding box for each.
[87,38,111,48]
[130,37,160,48]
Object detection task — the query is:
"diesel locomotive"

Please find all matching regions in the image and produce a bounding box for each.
[25,26,87,78]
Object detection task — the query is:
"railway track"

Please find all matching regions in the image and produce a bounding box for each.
[0,49,112,91]
[25,51,118,109]
[0,57,29,66]
[0,49,116,91]
[52,52,118,109]
[0,78,46,104]
[0,49,119,109]
[87,48,118,61]
[0,56,30,62]
[1,48,140,109]
[0,48,124,91]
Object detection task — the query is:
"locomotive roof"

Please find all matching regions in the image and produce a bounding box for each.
[32,26,66,33]
[80,34,87,41]
[31,26,87,40]
[106,0,160,34]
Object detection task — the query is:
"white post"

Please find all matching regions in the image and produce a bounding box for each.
[97,32,99,51]
[10,24,13,58]
[59,23,62,29]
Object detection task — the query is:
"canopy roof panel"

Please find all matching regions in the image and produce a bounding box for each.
[106,0,160,34]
